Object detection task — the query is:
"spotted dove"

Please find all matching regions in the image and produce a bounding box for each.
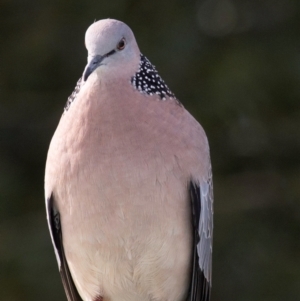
[45,19,213,301]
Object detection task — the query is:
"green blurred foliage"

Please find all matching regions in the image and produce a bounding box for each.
[0,0,299,300]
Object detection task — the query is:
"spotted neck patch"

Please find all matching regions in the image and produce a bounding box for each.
[131,54,176,100]
[64,54,176,112]
[64,77,83,112]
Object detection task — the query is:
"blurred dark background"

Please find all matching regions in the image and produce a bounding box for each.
[0,0,299,300]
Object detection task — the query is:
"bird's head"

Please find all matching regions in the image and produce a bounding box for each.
[83,19,140,82]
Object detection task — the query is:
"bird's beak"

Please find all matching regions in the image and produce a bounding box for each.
[83,55,104,81]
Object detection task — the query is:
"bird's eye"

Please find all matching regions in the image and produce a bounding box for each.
[117,38,126,50]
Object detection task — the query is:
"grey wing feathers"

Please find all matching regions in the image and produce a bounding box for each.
[46,196,83,301]
[189,172,213,301]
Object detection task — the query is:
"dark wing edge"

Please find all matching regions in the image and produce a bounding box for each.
[189,173,213,301]
[46,195,83,301]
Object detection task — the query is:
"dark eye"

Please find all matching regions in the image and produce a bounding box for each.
[117,38,126,50]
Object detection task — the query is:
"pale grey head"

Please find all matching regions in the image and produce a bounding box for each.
[83,19,140,81]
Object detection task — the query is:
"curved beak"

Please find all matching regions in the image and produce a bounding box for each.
[83,55,104,82]
[83,49,117,82]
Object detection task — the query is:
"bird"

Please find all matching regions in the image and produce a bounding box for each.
[44,19,213,301]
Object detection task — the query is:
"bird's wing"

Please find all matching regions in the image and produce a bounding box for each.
[46,195,83,301]
[189,170,213,301]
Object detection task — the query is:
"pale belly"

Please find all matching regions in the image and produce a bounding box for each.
[59,165,193,301]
